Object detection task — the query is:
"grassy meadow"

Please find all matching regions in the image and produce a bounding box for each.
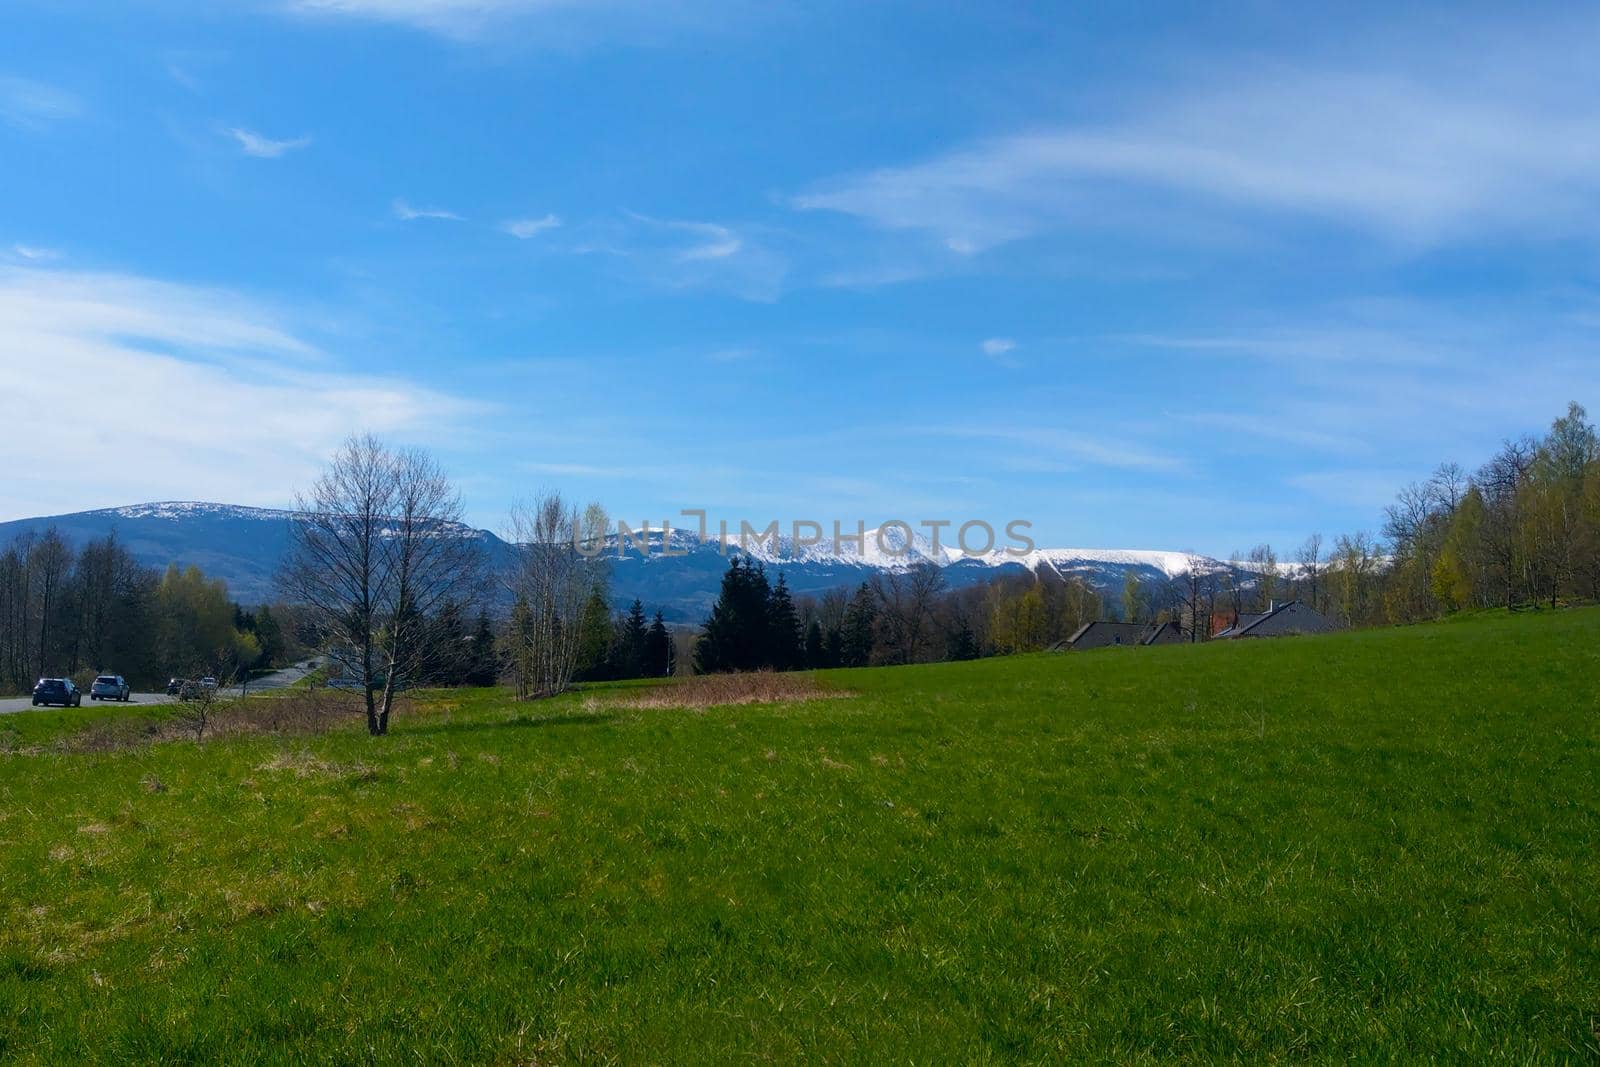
[2,608,1599,1062]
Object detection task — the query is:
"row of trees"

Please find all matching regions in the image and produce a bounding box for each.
[1379,401,1599,620]
[572,595,676,681]
[1114,401,1600,636]
[692,557,1108,671]
[276,404,1599,720]
[0,529,300,693]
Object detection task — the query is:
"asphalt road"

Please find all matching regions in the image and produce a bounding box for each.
[0,660,321,716]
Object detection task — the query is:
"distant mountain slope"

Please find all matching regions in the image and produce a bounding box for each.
[0,503,1247,622]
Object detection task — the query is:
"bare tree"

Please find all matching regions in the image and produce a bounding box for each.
[1478,435,1539,609]
[1174,553,1217,641]
[503,493,607,699]
[1295,534,1324,613]
[283,435,482,736]
[173,672,234,742]
[1245,543,1279,610]
[871,563,945,665]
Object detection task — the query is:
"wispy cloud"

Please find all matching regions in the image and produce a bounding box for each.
[946,424,1188,475]
[226,126,313,158]
[0,266,477,520]
[502,213,561,239]
[794,59,1600,252]
[286,0,581,36]
[393,197,465,222]
[980,338,1018,367]
[167,63,202,92]
[624,212,742,261]
[580,211,787,301]
[10,244,61,262]
[281,0,757,44]
[0,76,83,131]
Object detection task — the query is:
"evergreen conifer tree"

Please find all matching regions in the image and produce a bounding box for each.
[620,598,649,678]
[767,573,801,670]
[644,610,674,677]
[694,557,774,672]
[803,619,824,668]
[841,582,878,667]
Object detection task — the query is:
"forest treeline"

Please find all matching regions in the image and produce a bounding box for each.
[6,402,1593,697]
[687,401,1600,669]
[0,530,300,693]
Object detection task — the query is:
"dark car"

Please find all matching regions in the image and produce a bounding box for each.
[31,678,82,708]
[166,677,185,696]
[90,674,131,702]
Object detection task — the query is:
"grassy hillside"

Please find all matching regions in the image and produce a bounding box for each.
[3,609,1599,1062]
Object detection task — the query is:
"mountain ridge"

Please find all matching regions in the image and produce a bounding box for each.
[0,502,1245,622]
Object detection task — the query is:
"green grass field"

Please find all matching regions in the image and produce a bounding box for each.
[3,609,1599,1063]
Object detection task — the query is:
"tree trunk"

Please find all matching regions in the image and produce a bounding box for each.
[378,676,395,736]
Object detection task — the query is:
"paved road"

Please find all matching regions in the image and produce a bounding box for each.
[0,660,321,716]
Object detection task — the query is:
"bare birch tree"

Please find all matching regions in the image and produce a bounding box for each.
[283,435,481,736]
[503,493,607,699]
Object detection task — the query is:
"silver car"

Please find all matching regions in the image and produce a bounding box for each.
[90,674,131,702]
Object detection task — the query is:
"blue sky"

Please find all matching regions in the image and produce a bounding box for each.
[2,1,1597,555]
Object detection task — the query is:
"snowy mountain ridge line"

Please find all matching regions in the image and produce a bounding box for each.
[61,503,1248,576]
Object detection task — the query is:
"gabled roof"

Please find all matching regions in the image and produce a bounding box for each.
[1139,620,1183,645]
[1217,600,1325,638]
[1064,619,1181,648]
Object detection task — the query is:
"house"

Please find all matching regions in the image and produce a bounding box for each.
[1062,619,1185,650]
[1213,600,1334,639]
[1142,619,1185,645]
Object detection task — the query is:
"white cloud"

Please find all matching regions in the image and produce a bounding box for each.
[585,212,787,301]
[10,244,61,261]
[0,77,83,131]
[393,197,464,222]
[226,127,313,158]
[280,0,753,43]
[946,424,1188,475]
[286,0,580,35]
[793,62,1600,252]
[674,222,741,261]
[0,266,476,521]
[980,338,1018,366]
[502,213,561,239]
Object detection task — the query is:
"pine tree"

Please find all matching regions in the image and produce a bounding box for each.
[823,625,843,668]
[767,573,801,670]
[946,615,980,660]
[644,610,674,677]
[423,599,468,684]
[466,610,500,686]
[620,598,649,678]
[841,582,877,667]
[575,585,614,681]
[803,619,824,668]
[694,558,773,673]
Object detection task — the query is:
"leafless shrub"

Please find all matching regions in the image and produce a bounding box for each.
[65,689,375,754]
[172,676,233,742]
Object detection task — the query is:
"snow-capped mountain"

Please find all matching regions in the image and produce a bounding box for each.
[0,503,1248,622]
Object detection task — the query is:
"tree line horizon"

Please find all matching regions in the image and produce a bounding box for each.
[5,401,1595,730]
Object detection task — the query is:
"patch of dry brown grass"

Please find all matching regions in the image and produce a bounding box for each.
[588,671,852,711]
[64,690,382,754]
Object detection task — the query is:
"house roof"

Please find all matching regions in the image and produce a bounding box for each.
[1064,620,1180,647]
[1139,620,1182,645]
[1217,600,1322,638]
